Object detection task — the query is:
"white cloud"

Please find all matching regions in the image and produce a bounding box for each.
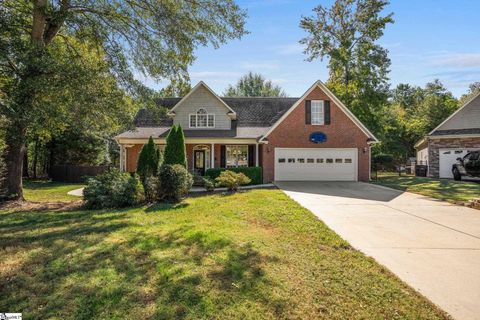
[432,53,480,68]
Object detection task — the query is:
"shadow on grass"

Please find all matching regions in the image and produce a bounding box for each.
[0,206,283,319]
[144,202,189,213]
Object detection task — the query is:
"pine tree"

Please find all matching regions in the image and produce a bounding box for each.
[176,125,187,168]
[136,136,160,181]
[163,125,187,167]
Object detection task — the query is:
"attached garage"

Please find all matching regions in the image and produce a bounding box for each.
[439,149,469,178]
[274,148,358,181]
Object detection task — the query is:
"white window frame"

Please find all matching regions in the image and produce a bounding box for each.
[311,100,324,125]
[226,145,249,168]
[189,108,215,128]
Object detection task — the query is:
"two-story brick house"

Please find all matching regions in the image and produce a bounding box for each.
[115,80,378,182]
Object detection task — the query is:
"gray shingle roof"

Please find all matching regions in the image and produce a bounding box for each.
[117,97,299,140]
[134,97,298,128]
[430,128,480,136]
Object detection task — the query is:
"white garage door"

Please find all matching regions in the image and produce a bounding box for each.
[275,148,358,181]
[439,148,474,178]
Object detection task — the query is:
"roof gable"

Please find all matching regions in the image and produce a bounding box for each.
[429,92,480,135]
[259,80,379,142]
[168,81,236,117]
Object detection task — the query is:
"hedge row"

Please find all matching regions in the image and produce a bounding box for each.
[205,166,262,185]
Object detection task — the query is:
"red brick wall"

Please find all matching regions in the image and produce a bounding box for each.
[262,86,371,182]
[126,144,143,172]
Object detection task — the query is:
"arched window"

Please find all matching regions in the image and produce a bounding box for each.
[189,108,215,128]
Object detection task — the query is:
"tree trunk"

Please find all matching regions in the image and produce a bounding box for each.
[23,144,29,178]
[33,137,39,179]
[3,124,27,201]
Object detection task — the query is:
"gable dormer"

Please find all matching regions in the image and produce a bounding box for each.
[168,82,236,130]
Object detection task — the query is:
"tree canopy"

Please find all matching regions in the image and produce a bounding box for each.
[300,0,394,133]
[0,0,247,200]
[224,72,287,97]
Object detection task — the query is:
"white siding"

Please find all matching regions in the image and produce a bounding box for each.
[416,147,429,164]
[437,95,480,131]
[173,85,231,130]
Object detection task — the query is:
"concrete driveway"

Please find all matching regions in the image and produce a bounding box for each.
[276,181,480,320]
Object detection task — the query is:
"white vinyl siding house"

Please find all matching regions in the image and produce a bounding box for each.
[173,85,231,130]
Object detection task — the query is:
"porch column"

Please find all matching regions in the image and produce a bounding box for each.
[255,143,259,166]
[119,145,124,171]
[211,143,215,169]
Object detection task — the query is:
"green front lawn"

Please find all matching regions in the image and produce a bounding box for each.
[23,180,85,202]
[0,189,447,319]
[373,173,480,203]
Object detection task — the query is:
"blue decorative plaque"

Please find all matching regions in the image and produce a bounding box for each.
[309,132,327,143]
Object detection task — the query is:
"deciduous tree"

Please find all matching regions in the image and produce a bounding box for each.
[224,72,287,97]
[300,0,393,133]
[0,0,247,200]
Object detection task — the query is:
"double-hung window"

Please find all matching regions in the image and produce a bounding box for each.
[189,108,215,128]
[311,100,324,125]
[226,145,248,167]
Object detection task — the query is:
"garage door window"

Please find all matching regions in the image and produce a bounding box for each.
[335,158,343,163]
[298,158,305,163]
[307,158,314,163]
[326,158,333,163]
[288,158,295,163]
[278,158,286,163]
[344,158,352,163]
[316,158,324,163]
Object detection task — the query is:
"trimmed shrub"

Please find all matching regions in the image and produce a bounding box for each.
[163,125,187,167]
[136,136,162,182]
[83,170,145,209]
[158,164,193,203]
[143,175,160,202]
[215,170,251,192]
[205,167,262,185]
[203,177,215,191]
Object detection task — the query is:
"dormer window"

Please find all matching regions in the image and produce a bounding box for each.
[189,108,215,128]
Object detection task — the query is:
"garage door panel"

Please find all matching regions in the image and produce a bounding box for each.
[275,148,357,181]
[439,148,480,178]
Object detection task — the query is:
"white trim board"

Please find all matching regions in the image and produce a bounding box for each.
[259,80,379,143]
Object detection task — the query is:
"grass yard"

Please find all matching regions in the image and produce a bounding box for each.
[373,172,480,203]
[0,185,448,319]
[23,180,85,202]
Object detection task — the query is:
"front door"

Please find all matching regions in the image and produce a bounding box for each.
[194,150,206,176]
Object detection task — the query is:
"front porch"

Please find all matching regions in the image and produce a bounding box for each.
[120,141,261,176]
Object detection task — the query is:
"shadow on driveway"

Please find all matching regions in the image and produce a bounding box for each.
[274,181,403,203]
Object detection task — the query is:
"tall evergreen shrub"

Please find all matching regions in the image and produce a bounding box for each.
[136,136,161,181]
[163,125,187,167]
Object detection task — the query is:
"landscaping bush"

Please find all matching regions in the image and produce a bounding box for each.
[136,136,162,182]
[158,164,193,203]
[163,125,187,167]
[205,166,262,185]
[215,170,251,191]
[143,175,160,202]
[203,177,216,191]
[83,170,145,209]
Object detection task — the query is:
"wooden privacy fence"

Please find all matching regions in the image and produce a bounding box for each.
[51,165,109,183]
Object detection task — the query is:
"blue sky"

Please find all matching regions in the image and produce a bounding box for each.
[142,0,480,98]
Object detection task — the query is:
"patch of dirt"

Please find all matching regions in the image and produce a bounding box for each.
[0,200,84,212]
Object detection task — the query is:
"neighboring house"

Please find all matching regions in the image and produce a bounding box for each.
[415,92,480,178]
[115,81,378,182]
